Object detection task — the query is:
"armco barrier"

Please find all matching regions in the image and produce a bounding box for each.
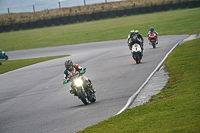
[69,15,77,24]
[61,16,69,24]
[20,22,29,30]
[196,1,200,7]
[109,10,117,18]
[12,23,20,31]
[188,1,196,8]
[164,3,172,11]
[133,7,140,15]
[4,25,12,32]
[172,3,180,10]
[1,1,200,33]
[53,17,61,25]
[29,21,37,29]
[93,12,101,20]
[117,10,125,17]
[140,7,148,14]
[45,19,53,27]
[102,11,109,19]
[0,25,3,33]
[37,20,45,28]
[156,5,164,12]
[125,8,133,16]
[85,14,93,21]
[180,1,188,8]
[148,6,156,13]
[77,14,85,22]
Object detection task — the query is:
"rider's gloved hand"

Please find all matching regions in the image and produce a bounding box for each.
[80,70,85,74]
[63,79,68,84]
[80,68,86,74]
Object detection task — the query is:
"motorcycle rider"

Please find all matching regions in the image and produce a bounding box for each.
[127,30,143,53]
[148,27,158,44]
[134,30,144,50]
[63,60,96,95]
[127,29,135,42]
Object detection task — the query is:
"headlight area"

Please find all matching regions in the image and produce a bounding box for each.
[74,78,83,87]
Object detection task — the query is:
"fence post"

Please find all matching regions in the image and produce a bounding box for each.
[59,2,61,8]
[7,8,10,17]
[33,5,35,12]
[105,0,107,2]
[84,0,86,5]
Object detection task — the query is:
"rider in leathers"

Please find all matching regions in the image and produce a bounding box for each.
[148,27,158,44]
[63,60,96,96]
[134,30,144,49]
[127,30,143,54]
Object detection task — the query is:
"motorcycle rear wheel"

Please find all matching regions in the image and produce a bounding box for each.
[152,42,156,48]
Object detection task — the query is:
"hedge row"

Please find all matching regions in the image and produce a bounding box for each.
[0,1,199,33]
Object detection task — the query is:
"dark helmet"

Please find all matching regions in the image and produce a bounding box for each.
[150,27,154,32]
[65,60,73,70]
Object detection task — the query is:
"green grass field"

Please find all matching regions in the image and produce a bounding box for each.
[0,7,200,51]
[77,38,200,133]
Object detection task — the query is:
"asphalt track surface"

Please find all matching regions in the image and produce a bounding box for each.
[0,35,189,133]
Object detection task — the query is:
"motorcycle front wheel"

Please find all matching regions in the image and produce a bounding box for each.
[77,91,89,105]
[4,55,8,60]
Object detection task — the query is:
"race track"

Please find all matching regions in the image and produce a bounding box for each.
[0,35,188,133]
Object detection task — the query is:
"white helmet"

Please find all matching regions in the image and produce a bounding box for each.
[135,30,139,34]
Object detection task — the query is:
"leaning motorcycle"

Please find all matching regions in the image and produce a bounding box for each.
[148,33,157,48]
[132,43,143,64]
[0,50,8,60]
[64,69,96,105]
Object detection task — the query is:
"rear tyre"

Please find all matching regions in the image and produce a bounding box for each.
[152,42,156,48]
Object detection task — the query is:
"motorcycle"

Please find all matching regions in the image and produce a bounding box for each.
[64,69,96,105]
[148,33,157,48]
[132,43,143,64]
[0,50,8,60]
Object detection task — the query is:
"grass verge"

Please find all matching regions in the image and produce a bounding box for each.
[0,7,200,51]
[77,38,200,132]
[0,55,69,74]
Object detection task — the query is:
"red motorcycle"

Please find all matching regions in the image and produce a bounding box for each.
[148,33,157,48]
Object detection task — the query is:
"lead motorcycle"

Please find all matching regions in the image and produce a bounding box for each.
[148,32,157,48]
[0,50,8,60]
[129,36,143,64]
[132,43,143,64]
[64,69,96,105]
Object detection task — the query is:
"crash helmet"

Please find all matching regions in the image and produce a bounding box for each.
[130,29,134,34]
[135,30,139,35]
[150,27,154,32]
[65,60,73,70]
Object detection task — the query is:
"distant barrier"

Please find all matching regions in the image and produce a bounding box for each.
[0,1,199,33]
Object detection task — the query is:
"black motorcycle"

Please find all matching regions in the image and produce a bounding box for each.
[64,69,96,105]
[72,76,96,105]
